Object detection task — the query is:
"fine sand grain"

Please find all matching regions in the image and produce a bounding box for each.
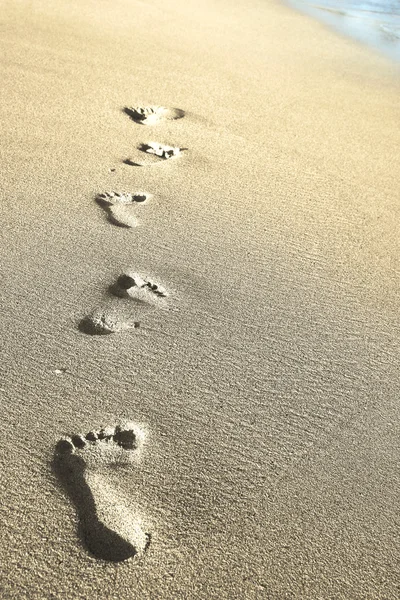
[0,0,399,598]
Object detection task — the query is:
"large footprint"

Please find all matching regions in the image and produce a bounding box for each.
[54,423,150,562]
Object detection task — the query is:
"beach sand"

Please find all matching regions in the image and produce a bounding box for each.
[0,0,399,597]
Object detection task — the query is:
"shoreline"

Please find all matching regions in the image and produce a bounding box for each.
[0,0,399,598]
[286,0,400,63]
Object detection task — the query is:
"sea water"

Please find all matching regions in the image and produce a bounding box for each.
[287,0,400,61]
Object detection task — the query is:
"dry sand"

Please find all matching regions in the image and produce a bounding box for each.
[0,0,399,597]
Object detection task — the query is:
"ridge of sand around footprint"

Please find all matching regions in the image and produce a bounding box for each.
[54,423,150,562]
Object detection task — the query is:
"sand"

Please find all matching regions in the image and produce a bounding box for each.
[0,0,399,597]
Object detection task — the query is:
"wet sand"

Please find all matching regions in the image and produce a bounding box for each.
[0,0,399,597]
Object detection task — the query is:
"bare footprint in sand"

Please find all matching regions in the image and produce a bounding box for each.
[78,307,140,335]
[124,142,187,166]
[111,272,169,303]
[79,273,169,335]
[124,106,185,125]
[96,191,151,228]
[54,423,150,562]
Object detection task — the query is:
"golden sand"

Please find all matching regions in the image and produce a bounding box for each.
[0,0,399,597]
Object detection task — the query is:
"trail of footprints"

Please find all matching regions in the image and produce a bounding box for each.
[56,105,186,561]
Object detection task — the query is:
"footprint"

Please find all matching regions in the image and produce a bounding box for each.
[96,192,151,228]
[97,192,151,205]
[79,272,170,335]
[110,272,169,305]
[54,423,150,562]
[79,307,140,335]
[141,142,186,159]
[124,106,185,125]
[125,142,187,166]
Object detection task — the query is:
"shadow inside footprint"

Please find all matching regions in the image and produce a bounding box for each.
[123,158,142,167]
[54,454,136,562]
[53,426,149,562]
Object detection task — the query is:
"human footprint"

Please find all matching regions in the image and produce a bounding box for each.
[54,423,150,562]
